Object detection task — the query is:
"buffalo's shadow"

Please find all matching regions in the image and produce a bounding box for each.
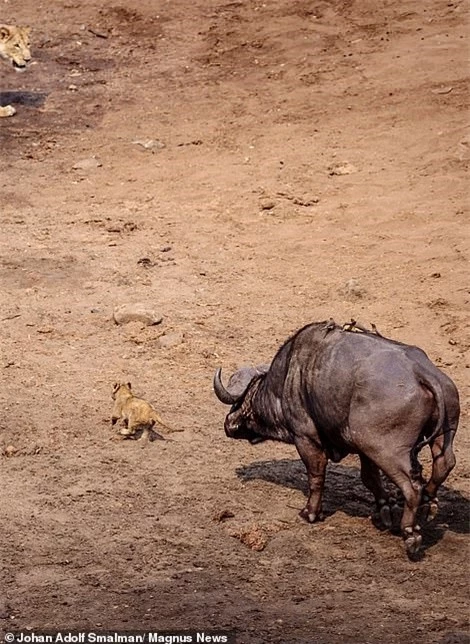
[236,459,469,545]
[0,90,47,108]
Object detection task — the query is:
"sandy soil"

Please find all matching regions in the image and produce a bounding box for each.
[1,0,469,642]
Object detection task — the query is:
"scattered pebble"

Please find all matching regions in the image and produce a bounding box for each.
[328,162,358,176]
[259,199,276,211]
[132,139,166,151]
[276,191,320,206]
[456,134,470,161]
[106,222,137,234]
[427,298,449,309]
[137,257,156,268]
[113,304,163,326]
[72,157,102,171]
[213,509,235,523]
[431,86,453,94]
[292,595,307,604]
[292,196,320,206]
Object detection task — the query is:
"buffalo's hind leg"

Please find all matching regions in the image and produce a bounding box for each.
[359,455,401,531]
[294,436,327,523]
[421,430,456,523]
[371,452,424,558]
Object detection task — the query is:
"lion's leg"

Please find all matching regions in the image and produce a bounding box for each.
[0,105,16,117]
[139,427,150,447]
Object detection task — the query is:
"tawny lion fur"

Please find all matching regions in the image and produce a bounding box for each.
[111,382,180,442]
[0,24,31,117]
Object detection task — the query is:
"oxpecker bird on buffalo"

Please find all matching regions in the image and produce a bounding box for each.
[213,319,460,558]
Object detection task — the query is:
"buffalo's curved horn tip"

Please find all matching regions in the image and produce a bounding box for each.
[213,368,238,405]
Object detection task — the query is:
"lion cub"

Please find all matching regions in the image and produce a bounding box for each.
[111,382,174,443]
[0,25,32,117]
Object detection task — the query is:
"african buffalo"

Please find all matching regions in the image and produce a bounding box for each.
[214,320,460,557]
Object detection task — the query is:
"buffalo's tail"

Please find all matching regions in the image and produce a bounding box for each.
[412,368,447,459]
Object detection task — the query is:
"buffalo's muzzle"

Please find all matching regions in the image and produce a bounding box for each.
[224,418,264,444]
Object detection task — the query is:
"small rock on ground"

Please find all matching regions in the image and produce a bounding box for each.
[113,304,163,326]
[72,157,102,171]
[328,162,358,176]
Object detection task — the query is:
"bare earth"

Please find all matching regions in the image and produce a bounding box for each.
[1,0,469,642]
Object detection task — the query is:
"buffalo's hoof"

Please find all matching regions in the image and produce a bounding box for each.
[403,526,422,559]
[419,495,439,524]
[375,499,402,532]
[379,503,392,529]
[390,503,403,533]
[299,507,323,523]
[427,499,439,521]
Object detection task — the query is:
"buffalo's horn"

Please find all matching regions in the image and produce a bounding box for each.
[213,368,239,405]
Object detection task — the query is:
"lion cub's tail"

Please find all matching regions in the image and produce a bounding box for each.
[151,410,183,433]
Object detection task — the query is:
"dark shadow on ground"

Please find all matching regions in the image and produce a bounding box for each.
[0,90,48,108]
[236,459,470,545]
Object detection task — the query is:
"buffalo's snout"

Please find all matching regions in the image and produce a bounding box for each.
[224,416,240,438]
[224,416,264,444]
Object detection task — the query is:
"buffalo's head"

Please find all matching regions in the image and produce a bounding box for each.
[213,365,269,444]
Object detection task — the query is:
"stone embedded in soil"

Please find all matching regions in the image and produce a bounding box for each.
[213,509,235,523]
[113,304,163,326]
[431,86,453,94]
[456,133,470,161]
[158,331,184,348]
[292,196,320,206]
[72,157,103,171]
[259,198,276,210]
[132,139,166,151]
[328,162,358,176]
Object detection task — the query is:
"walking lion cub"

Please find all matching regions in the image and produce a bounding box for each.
[111,382,177,443]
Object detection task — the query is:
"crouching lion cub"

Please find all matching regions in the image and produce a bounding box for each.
[111,382,178,443]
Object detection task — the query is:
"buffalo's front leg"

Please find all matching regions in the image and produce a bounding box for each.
[294,436,327,523]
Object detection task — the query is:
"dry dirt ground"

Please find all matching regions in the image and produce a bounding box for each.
[1,0,469,642]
